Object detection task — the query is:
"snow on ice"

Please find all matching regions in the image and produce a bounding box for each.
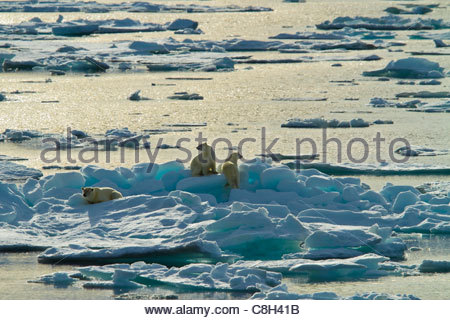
[0,157,448,298]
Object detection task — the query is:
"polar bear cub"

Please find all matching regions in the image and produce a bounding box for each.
[222,152,243,189]
[190,143,217,176]
[82,187,123,204]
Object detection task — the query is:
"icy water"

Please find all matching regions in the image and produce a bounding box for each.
[1,235,449,300]
[0,0,449,300]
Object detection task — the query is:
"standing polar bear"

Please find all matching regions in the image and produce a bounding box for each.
[190,143,217,176]
[221,152,243,189]
[82,187,123,204]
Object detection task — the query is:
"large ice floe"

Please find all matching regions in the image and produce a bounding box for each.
[363,57,445,79]
[0,159,449,258]
[250,284,419,300]
[317,15,450,30]
[64,261,281,292]
[368,98,450,113]
[281,118,370,128]
[286,161,450,176]
[1,157,449,297]
[270,29,397,41]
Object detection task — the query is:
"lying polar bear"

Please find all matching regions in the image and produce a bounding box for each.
[82,187,123,204]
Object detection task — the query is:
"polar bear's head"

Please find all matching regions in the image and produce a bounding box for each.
[225,152,243,163]
[81,187,94,198]
[196,143,215,160]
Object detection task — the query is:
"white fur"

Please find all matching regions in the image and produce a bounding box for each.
[82,187,123,204]
[222,153,241,189]
[190,143,217,176]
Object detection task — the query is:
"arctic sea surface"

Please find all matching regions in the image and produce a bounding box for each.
[0,0,449,300]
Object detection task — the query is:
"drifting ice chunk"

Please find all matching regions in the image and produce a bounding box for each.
[29,272,76,287]
[281,118,370,128]
[236,253,388,281]
[166,19,198,31]
[129,41,169,54]
[82,273,144,290]
[106,127,136,138]
[419,79,441,86]
[348,292,420,300]
[251,284,342,300]
[317,15,448,31]
[128,90,142,101]
[3,129,42,141]
[52,23,99,36]
[168,92,203,100]
[418,260,450,273]
[286,162,450,176]
[384,6,432,15]
[363,58,444,79]
[395,146,448,157]
[77,261,281,292]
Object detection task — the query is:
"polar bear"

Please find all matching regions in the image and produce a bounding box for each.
[221,152,243,189]
[190,143,217,176]
[81,187,123,204]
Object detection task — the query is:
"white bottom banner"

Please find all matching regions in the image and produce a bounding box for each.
[0,300,447,320]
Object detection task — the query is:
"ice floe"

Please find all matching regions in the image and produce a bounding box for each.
[286,161,450,176]
[2,129,42,141]
[410,31,450,40]
[271,29,396,41]
[168,92,204,100]
[396,91,450,99]
[234,254,391,280]
[0,161,43,182]
[0,158,447,257]
[317,15,449,31]
[0,155,27,162]
[29,260,282,292]
[250,284,419,300]
[281,118,370,128]
[384,6,433,15]
[28,272,78,287]
[395,146,448,157]
[1,157,449,299]
[363,58,445,79]
[77,261,282,292]
[369,98,424,109]
[409,100,450,113]
[128,90,149,101]
[418,260,450,273]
